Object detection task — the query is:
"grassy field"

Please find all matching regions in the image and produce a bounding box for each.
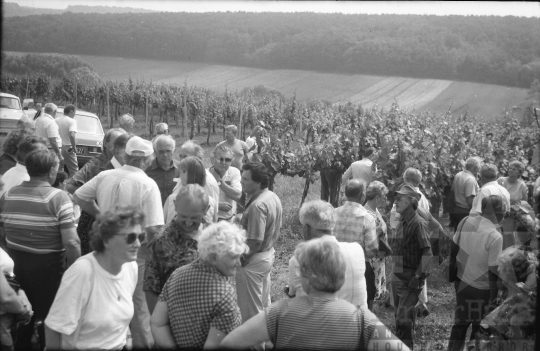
[119,117,458,350]
[71,53,530,119]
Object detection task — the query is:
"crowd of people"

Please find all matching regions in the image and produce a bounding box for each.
[0,110,537,351]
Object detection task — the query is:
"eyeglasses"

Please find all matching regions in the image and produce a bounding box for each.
[115,232,145,245]
[219,157,232,163]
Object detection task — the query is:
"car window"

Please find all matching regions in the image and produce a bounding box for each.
[74,115,104,135]
[0,97,21,110]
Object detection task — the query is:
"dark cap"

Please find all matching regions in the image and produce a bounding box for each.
[394,184,421,200]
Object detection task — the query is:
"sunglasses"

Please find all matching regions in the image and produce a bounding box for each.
[115,232,145,245]
[219,157,232,163]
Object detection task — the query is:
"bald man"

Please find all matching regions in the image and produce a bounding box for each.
[146,135,181,205]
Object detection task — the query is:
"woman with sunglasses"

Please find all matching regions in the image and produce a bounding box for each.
[44,207,144,350]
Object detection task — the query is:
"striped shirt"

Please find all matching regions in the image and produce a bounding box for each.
[265,296,377,350]
[334,201,378,257]
[393,207,431,270]
[0,180,75,253]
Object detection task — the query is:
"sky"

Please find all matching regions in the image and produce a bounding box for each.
[11,1,540,18]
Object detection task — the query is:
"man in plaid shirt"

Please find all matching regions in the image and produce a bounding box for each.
[334,179,378,310]
[391,184,433,350]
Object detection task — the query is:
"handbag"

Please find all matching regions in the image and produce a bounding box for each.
[378,237,393,256]
[447,216,468,283]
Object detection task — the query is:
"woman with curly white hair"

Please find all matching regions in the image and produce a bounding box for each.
[151,221,249,349]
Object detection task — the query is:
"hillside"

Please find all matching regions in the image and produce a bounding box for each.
[2,12,540,88]
[2,1,155,16]
[78,54,529,118]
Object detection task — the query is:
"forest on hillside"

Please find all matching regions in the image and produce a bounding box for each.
[2,1,155,16]
[2,12,540,88]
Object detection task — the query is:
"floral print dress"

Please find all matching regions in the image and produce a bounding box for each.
[366,207,388,300]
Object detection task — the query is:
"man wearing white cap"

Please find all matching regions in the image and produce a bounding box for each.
[74,135,164,349]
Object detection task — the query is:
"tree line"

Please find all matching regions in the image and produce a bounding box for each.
[3,12,540,88]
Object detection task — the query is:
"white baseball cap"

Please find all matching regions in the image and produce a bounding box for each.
[125,136,154,156]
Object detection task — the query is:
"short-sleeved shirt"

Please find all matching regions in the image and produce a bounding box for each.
[334,201,378,258]
[0,153,16,175]
[0,163,29,199]
[216,139,249,170]
[67,153,110,188]
[55,115,77,146]
[393,207,431,270]
[497,177,528,204]
[452,170,479,209]
[265,296,377,351]
[288,236,367,308]
[74,165,164,229]
[240,189,282,252]
[0,180,75,253]
[143,220,198,294]
[342,159,376,186]
[217,167,242,220]
[35,113,62,148]
[159,259,241,349]
[470,181,511,216]
[145,158,181,205]
[454,216,503,290]
[45,253,137,350]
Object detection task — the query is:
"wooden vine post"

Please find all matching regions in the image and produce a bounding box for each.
[145,92,149,135]
[182,81,188,137]
[238,104,244,140]
[107,82,112,129]
[25,76,29,99]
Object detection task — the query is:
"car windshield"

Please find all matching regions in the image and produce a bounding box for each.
[74,115,104,135]
[0,97,21,110]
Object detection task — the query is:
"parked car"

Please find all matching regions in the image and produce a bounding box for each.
[55,106,105,166]
[0,92,27,136]
[22,98,38,119]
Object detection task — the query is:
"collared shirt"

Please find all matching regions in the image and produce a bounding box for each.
[342,158,377,186]
[0,153,16,175]
[110,156,122,169]
[452,170,479,209]
[240,188,282,252]
[164,169,220,223]
[0,163,29,198]
[217,167,242,220]
[393,207,431,270]
[55,115,77,146]
[35,113,61,148]
[334,201,378,257]
[159,259,241,349]
[143,220,199,294]
[288,235,367,308]
[67,153,110,188]
[216,139,249,170]
[75,165,164,229]
[454,216,502,290]
[0,180,74,253]
[470,180,511,216]
[496,177,528,204]
[145,158,181,205]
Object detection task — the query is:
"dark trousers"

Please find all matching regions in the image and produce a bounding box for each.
[447,279,490,351]
[7,249,65,350]
[365,261,376,311]
[450,206,470,232]
[320,169,342,207]
[391,268,423,350]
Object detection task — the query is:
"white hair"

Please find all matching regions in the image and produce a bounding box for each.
[198,221,249,262]
[44,103,57,114]
[403,168,422,187]
[465,157,482,172]
[152,134,175,150]
[299,200,335,231]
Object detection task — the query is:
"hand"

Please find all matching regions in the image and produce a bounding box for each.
[219,202,232,212]
[408,276,423,290]
[57,153,64,164]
